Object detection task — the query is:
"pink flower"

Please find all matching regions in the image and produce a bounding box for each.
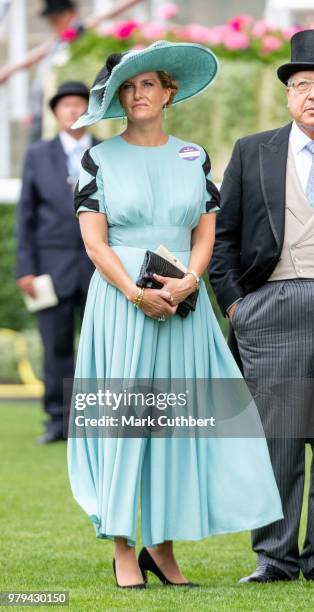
[101,23,115,35]
[171,24,189,40]
[261,35,283,53]
[140,22,167,41]
[60,27,80,42]
[207,25,230,45]
[182,24,213,43]
[224,30,250,50]
[282,26,303,40]
[158,3,179,20]
[111,20,140,39]
[251,19,272,38]
[171,24,184,35]
[229,15,253,32]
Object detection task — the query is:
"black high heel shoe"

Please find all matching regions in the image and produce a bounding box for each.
[112,559,146,589]
[138,547,199,587]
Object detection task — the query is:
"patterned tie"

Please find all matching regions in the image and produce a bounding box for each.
[305,141,314,208]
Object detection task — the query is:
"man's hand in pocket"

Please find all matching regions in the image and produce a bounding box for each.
[227,302,239,321]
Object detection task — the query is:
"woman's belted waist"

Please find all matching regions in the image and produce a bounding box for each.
[108,225,192,252]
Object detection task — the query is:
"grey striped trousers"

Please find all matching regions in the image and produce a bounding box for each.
[232,279,314,578]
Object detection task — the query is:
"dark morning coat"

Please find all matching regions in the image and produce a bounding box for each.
[209,122,292,364]
[16,135,99,297]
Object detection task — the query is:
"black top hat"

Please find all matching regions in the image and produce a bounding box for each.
[49,81,89,111]
[41,0,77,17]
[277,29,314,84]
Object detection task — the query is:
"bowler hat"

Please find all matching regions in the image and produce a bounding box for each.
[277,29,314,84]
[49,81,89,111]
[41,0,77,17]
[71,39,219,128]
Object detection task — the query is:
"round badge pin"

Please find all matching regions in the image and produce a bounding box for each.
[178,146,200,161]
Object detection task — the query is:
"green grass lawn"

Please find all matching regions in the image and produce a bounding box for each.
[1,402,313,611]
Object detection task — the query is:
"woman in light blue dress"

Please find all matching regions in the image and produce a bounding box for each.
[67,40,283,588]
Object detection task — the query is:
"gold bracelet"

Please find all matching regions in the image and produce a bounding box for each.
[132,287,144,308]
[184,271,200,290]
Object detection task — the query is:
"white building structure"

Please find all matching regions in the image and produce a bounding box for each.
[0,0,153,181]
[265,0,314,27]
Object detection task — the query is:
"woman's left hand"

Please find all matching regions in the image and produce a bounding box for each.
[153,273,197,306]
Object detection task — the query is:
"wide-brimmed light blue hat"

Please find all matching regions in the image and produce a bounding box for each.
[71,40,219,128]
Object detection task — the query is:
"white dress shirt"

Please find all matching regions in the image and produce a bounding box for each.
[59,130,92,183]
[289,120,313,193]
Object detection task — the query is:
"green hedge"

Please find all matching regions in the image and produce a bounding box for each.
[0,204,35,331]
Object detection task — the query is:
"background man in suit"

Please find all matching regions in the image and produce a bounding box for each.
[16,81,97,444]
[210,30,314,583]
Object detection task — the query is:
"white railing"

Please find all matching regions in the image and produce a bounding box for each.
[0,178,21,203]
[0,86,10,178]
[0,0,28,178]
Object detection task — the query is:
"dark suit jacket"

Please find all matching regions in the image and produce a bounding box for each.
[16,135,98,298]
[209,122,292,369]
[209,122,292,316]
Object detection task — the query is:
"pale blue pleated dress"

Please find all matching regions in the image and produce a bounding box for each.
[67,134,283,547]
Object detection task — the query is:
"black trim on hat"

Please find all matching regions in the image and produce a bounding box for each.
[91,52,128,106]
[92,52,128,88]
[88,51,129,105]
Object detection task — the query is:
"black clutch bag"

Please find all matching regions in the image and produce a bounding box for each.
[136,250,199,318]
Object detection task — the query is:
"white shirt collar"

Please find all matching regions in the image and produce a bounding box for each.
[59,130,91,155]
[289,120,312,155]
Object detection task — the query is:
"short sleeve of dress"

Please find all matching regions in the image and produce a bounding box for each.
[201,147,220,214]
[74,147,106,217]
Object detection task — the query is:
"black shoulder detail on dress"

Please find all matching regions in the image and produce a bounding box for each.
[202,148,221,212]
[82,148,99,176]
[74,149,100,214]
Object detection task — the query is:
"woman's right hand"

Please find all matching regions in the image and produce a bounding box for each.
[139,288,177,320]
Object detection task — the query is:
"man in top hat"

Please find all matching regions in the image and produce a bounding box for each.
[210,29,314,582]
[16,81,98,444]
